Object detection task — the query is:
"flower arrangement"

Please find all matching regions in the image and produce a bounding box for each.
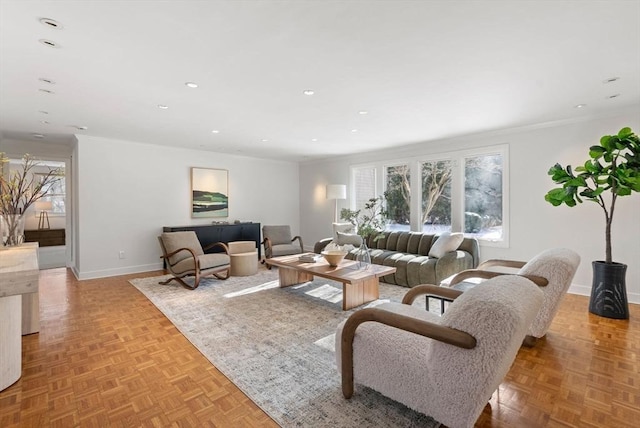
[0,152,63,245]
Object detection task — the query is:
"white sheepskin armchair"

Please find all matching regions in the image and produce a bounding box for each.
[446,247,580,341]
[336,276,544,428]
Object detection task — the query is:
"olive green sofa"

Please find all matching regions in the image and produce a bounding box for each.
[314,231,479,287]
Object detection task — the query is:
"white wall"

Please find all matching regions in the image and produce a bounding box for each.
[299,106,640,303]
[73,135,300,279]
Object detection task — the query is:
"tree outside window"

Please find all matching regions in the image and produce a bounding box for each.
[421,160,452,234]
[36,171,65,214]
[464,154,502,240]
[385,164,410,231]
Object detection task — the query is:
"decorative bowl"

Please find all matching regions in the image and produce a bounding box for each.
[321,250,348,267]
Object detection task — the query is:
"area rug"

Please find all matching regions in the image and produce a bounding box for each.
[129,267,440,427]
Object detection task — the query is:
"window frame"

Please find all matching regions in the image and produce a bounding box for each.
[349,144,509,247]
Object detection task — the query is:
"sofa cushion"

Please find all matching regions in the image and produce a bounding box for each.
[428,232,464,258]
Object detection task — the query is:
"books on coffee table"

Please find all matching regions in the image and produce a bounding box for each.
[298,253,322,263]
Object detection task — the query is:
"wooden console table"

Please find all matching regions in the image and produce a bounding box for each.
[0,243,40,391]
[24,228,66,247]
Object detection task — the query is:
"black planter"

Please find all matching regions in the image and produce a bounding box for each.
[588,261,629,319]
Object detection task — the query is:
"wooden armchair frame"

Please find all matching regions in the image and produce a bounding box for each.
[340,284,476,399]
[158,239,230,290]
[450,259,548,287]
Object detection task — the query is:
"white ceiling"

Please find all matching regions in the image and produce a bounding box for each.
[1,0,639,162]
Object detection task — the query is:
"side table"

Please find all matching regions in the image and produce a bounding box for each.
[228,241,258,276]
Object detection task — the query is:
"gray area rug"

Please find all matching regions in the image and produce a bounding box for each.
[130,267,440,427]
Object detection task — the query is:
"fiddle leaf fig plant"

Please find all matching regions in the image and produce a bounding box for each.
[545,127,640,264]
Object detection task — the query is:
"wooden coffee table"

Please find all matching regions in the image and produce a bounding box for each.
[265,254,396,310]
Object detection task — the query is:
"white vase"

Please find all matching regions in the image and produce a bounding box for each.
[1,214,25,246]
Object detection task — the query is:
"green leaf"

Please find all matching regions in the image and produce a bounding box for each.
[589,145,605,159]
[600,135,613,150]
[616,186,632,196]
[580,187,603,199]
[618,127,632,138]
[565,177,586,187]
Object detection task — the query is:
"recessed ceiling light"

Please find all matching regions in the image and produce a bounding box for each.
[574,104,587,109]
[32,133,45,139]
[157,104,169,109]
[39,18,63,29]
[39,39,59,48]
[606,94,621,99]
[39,89,54,94]
[39,78,55,84]
[358,111,368,115]
[603,77,620,84]
[185,82,198,88]
[351,129,358,133]
[211,130,220,134]
[261,139,269,142]
[311,138,318,142]
[303,90,315,96]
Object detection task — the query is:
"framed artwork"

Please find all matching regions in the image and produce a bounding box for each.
[191,167,229,218]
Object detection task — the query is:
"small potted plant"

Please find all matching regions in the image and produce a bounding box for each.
[545,127,639,319]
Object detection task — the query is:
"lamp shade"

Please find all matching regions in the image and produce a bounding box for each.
[326,184,346,200]
[35,200,53,211]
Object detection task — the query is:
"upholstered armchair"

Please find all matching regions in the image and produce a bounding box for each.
[336,276,544,428]
[158,231,230,289]
[262,225,304,269]
[441,247,580,344]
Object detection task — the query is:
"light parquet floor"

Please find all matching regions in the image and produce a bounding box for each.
[0,268,638,427]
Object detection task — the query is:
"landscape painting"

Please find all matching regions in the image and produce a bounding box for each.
[191,167,228,218]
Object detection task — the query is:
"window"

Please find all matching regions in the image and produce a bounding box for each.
[350,144,508,246]
[421,160,453,234]
[352,166,376,212]
[36,171,65,215]
[464,154,503,240]
[385,164,410,231]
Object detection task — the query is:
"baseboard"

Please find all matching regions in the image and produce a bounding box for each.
[75,262,164,280]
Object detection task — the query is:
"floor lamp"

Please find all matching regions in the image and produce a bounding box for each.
[326,184,347,222]
[35,200,52,230]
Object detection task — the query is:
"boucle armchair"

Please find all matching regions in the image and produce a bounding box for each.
[336,276,543,428]
[262,225,304,269]
[444,247,580,344]
[158,231,230,289]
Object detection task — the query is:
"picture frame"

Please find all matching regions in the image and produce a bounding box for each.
[191,167,229,218]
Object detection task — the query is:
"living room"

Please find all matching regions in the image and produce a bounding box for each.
[1,1,639,427]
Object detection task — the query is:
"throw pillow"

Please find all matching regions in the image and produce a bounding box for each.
[332,222,356,241]
[428,232,464,258]
[336,231,363,247]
